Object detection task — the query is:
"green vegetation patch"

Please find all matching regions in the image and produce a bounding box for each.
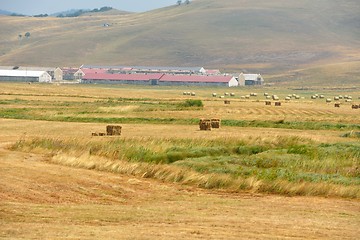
[12,136,360,198]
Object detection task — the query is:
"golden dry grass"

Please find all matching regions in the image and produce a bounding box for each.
[1,83,360,238]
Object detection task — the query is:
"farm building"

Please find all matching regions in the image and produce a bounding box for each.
[81,72,238,87]
[0,66,56,80]
[62,67,84,80]
[159,74,238,87]
[81,65,206,75]
[238,73,264,86]
[54,67,63,81]
[0,70,52,82]
[81,73,164,85]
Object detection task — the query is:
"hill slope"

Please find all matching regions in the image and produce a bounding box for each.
[0,0,359,85]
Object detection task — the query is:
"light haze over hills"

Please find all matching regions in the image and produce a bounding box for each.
[0,0,359,86]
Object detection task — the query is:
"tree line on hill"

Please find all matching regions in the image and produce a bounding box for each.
[56,6,113,18]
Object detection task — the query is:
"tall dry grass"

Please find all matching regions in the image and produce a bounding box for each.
[11,135,360,198]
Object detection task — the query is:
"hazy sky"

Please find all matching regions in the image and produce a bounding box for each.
[0,0,178,15]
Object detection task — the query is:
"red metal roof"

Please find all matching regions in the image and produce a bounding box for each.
[159,74,233,83]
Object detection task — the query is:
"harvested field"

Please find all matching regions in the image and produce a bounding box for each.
[0,83,359,239]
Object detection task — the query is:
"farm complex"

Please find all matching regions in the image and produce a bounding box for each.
[0,65,263,87]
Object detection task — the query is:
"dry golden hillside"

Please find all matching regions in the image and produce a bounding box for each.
[0,0,359,86]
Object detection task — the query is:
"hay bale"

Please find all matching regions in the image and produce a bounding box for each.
[99,133,106,136]
[212,93,217,97]
[92,132,99,136]
[319,95,325,99]
[272,95,279,100]
[275,102,281,106]
[224,100,231,104]
[211,118,221,128]
[224,92,229,96]
[245,95,250,99]
[334,103,340,108]
[311,95,317,99]
[266,96,271,99]
[285,97,291,101]
[264,93,269,96]
[295,95,300,99]
[230,93,235,97]
[191,92,196,96]
[334,96,340,100]
[106,125,122,136]
[351,104,359,109]
[183,92,187,95]
[199,119,212,131]
[326,98,332,103]
[265,101,271,105]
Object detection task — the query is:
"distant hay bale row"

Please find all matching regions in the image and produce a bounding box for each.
[183,92,195,96]
[199,118,221,130]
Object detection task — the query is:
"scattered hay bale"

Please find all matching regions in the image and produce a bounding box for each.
[245,95,250,99]
[285,97,291,101]
[311,95,317,99]
[295,95,300,99]
[352,104,359,109]
[319,95,325,99]
[183,92,187,95]
[334,96,340,100]
[266,96,271,99]
[191,92,196,96]
[224,92,229,96]
[99,133,106,136]
[106,125,122,136]
[272,95,279,100]
[211,118,221,128]
[345,99,352,103]
[212,93,217,97]
[230,93,235,97]
[265,101,271,105]
[275,102,281,106]
[224,100,231,104]
[92,132,99,136]
[334,103,340,108]
[264,93,269,96]
[199,119,212,131]
[326,98,332,103]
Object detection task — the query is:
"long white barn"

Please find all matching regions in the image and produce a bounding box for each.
[0,70,52,83]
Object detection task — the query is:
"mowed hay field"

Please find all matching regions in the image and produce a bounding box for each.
[1,82,360,239]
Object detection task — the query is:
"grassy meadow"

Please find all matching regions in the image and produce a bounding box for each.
[1,82,359,198]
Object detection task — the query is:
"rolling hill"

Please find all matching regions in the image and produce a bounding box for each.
[0,0,359,86]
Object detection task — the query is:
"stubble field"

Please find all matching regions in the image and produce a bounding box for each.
[0,82,359,239]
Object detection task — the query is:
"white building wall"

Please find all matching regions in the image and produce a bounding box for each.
[228,77,239,87]
[39,72,52,82]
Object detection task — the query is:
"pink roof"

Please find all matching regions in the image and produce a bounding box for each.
[83,73,164,81]
[159,74,233,83]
